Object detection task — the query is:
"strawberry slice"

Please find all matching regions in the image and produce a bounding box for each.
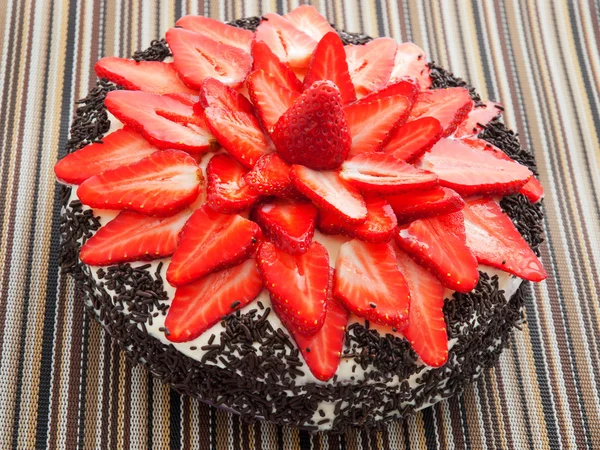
[290,165,367,224]
[200,78,274,168]
[254,199,318,254]
[303,32,356,104]
[165,259,263,343]
[394,246,448,367]
[318,195,397,243]
[244,153,297,198]
[417,138,532,196]
[386,186,464,223]
[206,154,260,214]
[272,81,351,169]
[462,198,547,281]
[77,149,201,216]
[394,211,479,293]
[345,94,413,156]
[166,205,260,286]
[345,38,397,97]
[258,241,330,335]
[79,209,192,265]
[359,79,420,104]
[389,42,432,90]
[251,40,303,93]
[340,153,438,193]
[409,87,474,136]
[453,101,503,138]
[246,69,300,133]
[334,240,410,328]
[104,90,215,153]
[255,14,317,69]
[165,27,252,89]
[382,117,443,162]
[284,5,337,42]
[519,176,544,203]
[94,57,196,95]
[54,127,159,185]
[175,15,254,52]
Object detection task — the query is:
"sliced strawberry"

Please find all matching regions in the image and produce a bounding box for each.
[290,165,367,224]
[318,195,397,243]
[340,153,438,194]
[77,150,201,216]
[251,40,303,93]
[417,138,532,196]
[166,205,260,286]
[246,69,300,133]
[199,77,254,113]
[175,15,254,52]
[104,90,215,153]
[389,42,432,90]
[394,211,479,293]
[382,117,443,162]
[359,79,420,104]
[462,198,547,281]
[345,38,397,97]
[409,88,474,136]
[334,240,410,328]
[244,153,297,198]
[303,32,356,104]
[206,154,260,214]
[94,57,196,95]
[519,176,544,203]
[54,127,159,185]
[284,5,337,42]
[345,94,413,156]
[272,81,351,169]
[386,186,464,223]
[453,101,503,138]
[255,14,317,69]
[258,241,330,335]
[254,199,318,254]
[394,246,448,367]
[165,259,262,342]
[165,27,252,89]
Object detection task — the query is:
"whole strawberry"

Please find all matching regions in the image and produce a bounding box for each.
[272,80,351,170]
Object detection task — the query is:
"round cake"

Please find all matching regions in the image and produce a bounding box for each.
[56,8,547,432]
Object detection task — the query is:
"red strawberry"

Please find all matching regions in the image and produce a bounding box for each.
[334,240,410,328]
[290,165,367,224]
[79,209,192,265]
[54,127,159,185]
[453,101,503,138]
[284,5,337,42]
[200,78,274,168]
[104,90,216,153]
[462,198,547,281]
[206,154,260,214]
[345,94,413,157]
[255,14,317,69]
[409,88,474,136]
[244,153,297,198]
[318,195,397,243]
[175,15,254,52]
[340,153,438,194]
[386,186,464,223]
[254,199,318,254]
[519,176,544,203]
[165,27,252,89]
[165,259,263,343]
[246,69,300,133]
[394,246,448,367]
[77,150,201,216]
[389,43,432,90]
[258,241,330,335]
[345,38,397,97]
[394,211,479,293]
[272,81,351,170]
[166,205,260,286]
[382,117,443,162]
[359,79,420,104]
[94,57,196,95]
[303,32,356,104]
[417,138,532,196]
[251,40,303,93]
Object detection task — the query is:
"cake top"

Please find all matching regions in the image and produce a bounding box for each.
[54,5,546,382]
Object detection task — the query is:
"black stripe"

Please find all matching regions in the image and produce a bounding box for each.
[470,0,498,100]
[276,0,284,15]
[210,406,217,450]
[458,395,473,450]
[277,425,284,450]
[403,422,410,450]
[147,377,154,450]
[421,407,439,450]
[77,316,91,450]
[175,0,183,20]
[375,0,386,37]
[169,390,182,450]
[299,429,312,450]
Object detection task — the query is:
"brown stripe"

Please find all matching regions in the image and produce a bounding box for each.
[494,364,516,450]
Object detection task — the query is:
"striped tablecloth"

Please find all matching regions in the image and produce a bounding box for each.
[1,0,599,448]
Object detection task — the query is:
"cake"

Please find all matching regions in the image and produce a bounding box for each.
[56,7,547,431]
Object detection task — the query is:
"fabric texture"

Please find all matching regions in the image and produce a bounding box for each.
[0,0,599,448]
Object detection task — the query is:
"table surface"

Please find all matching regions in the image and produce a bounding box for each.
[1,0,599,448]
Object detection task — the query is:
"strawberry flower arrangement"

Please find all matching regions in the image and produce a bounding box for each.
[55,6,546,382]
